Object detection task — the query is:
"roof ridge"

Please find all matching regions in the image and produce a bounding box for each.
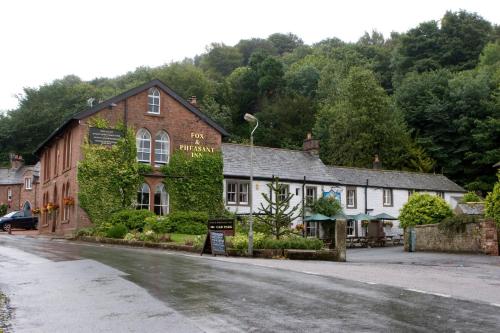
[222,142,307,154]
[328,165,446,177]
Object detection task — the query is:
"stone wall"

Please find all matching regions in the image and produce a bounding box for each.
[405,219,498,256]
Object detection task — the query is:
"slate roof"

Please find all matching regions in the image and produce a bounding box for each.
[328,166,466,192]
[0,163,40,185]
[222,143,465,192]
[34,79,229,156]
[222,143,338,184]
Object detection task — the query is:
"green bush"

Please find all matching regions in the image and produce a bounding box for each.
[105,224,128,239]
[461,191,483,203]
[75,227,98,237]
[109,209,155,231]
[144,216,174,234]
[439,214,478,234]
[485,173,500,226]
[399,193,453,228]
[168,211,208,235]
[311,196,342,217]
[0,204,7,216]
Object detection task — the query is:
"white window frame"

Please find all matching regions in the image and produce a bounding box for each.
[226,182,237,204]
[154,184,169,215]
[136,183,150,210]
[238,183,249,205]
[383,188,393,206]
[154,131,170,166]
[306,221,317,237]
[226,181,250,206]
[7,188,12,201]
[347,220,355,237]
[25,177,32,190]
[136,129,151,163]
[277,184,289,202]
[436,191,445,199]
[346,188,356,208]
[148,88,160,114]
[305,186,317,206]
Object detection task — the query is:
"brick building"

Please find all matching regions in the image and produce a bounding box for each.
[33,79,228,235]
[0,154,40,216]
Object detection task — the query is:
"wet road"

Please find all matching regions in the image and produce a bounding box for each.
[1,236,500,332]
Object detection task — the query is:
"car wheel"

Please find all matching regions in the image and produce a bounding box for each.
[3,223,11,231]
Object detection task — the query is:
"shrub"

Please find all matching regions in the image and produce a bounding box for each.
[485,174,500,226]
[461,191,483,203]
[0,203,7,216]
[229,233,323,250]
[439,214,478,234]
[144,216,174,234]
[106,224,128,239]
[311,196,342,217]
[75,227,97,237]
[399,193,453,228]
[109,209,155,231]
[168,211,208,235]
[230,233,266,250]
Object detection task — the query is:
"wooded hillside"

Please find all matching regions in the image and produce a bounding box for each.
[1,10,499,192]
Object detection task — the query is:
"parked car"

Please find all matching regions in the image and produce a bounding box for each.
[0,211,38,231]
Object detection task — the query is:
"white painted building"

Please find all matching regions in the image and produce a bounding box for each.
[221,141,466,239]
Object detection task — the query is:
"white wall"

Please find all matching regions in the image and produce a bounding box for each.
[223,179,464,236]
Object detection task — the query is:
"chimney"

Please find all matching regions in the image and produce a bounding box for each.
[9,153,24,170]
[303,133,319,155]
[188,96,198,107]
[373,154,382,169]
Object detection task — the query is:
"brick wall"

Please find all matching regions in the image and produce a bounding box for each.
[405,219,498,256]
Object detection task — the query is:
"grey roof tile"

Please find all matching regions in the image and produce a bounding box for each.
[222,143,337,183]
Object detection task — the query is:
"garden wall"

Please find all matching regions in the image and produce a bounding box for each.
[404,219,498,255]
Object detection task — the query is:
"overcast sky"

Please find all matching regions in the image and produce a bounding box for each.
[0,0,499,111]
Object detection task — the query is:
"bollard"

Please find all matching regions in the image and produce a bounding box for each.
[7,224,12,235]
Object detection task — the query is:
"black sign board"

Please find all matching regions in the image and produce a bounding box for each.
[208,219,235,236]
[201,231,227,256]
[89,127,123,146]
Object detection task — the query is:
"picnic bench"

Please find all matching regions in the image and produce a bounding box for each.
[347,237,368,248]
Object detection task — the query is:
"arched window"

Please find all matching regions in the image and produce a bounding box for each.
[137,183,150,210]
[148,88,160,114]
[136,129,151,163]
[154,184,169,215]
[155,131,170,165]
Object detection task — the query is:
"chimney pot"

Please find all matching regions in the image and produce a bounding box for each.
[303,134,319,155]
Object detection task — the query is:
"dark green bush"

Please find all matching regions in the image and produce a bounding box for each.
[109,209,155,231]
[168,211,208,235]
[439,214,478,234]
[106,224,128,239]
[144,216,175,234]
[0,204,7,216]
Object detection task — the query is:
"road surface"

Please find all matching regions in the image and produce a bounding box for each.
[1,235,499,332]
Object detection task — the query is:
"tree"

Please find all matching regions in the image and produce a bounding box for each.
[199,43,243,79]
[267,33,303,55]
[256,178,301,239]
[314,67,414,169]
[399,193,453,228]
[236,38,277,65]
[311,197,342,217]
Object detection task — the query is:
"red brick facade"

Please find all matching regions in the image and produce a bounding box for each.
[36,81,224,235]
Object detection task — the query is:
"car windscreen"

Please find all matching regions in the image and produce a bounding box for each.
[2,211,20,218]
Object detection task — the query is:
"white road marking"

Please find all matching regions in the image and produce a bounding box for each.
[491,303,500,308]
[406,288,451,298]
[365,282,377,285]
[302,271,320,275]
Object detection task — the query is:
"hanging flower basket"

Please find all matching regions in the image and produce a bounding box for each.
[383,220,393,227]
[361,220,369,227]
[47,202,59,212]
[63,197,75,206]
[295,224,304,232]
[41,206,48,213]
[32,208,41,215]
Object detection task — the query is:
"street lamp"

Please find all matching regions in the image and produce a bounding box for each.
[244,113,258,256]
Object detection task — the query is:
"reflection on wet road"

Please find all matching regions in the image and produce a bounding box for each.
[2,236,500,332]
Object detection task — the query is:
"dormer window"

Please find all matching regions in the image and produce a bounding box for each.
[148,88,160,114]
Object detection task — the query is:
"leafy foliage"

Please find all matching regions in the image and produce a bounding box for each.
[461,192,483,203]
[230,233,323,250]
[399,193,453,228]
[485,173,500,226]
[167,211,208,235]
[438,214,478,234]
[0,204,7,216]
[109,209,155,231]
[256,178,301,239]
[311,197,342,217]
[105,224,128,239]
[78,127,142,226]
[162,151,224,218]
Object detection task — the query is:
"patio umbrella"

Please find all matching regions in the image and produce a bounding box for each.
[352,213,377,221]
[304,213,333,221]
[374,213,398,220]
[330,212,354,220]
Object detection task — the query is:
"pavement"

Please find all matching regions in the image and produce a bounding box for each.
[1,234,500,332]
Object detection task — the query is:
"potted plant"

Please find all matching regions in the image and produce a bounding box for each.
[383,220,393,227]
[32,208,41,215]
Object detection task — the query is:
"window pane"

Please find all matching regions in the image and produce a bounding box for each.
[226,183,237,203]
[239,183,249,204]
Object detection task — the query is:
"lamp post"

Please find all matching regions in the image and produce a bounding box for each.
[244,113,258,256]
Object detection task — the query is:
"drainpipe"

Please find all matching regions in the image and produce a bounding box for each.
[302,176,306,237]
[364,179,368,214]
